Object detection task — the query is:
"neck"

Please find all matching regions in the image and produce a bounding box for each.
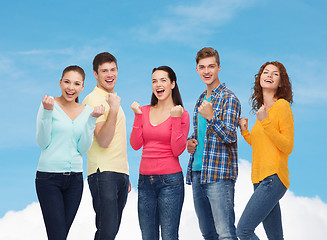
[155,97,175,109]
[262,89,277,109]
[206,78,220,97]
[56,96,77,107]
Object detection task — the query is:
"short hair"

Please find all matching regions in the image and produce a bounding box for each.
[61,65,85,103]
[196,47,220,66]
[151,66,183,107]
[93,52,117,73]
[250,61,293,112]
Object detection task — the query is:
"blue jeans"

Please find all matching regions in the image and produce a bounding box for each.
[236,174,287,240]
[35,171,83,240]
[191,171,237,240]
[138,172,184,240]
[88,170,129,240]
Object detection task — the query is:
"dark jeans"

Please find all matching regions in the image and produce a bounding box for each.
[35,171,83,240]
[88,170,129,240]
[236,174,287,240]
[138,172,184,240]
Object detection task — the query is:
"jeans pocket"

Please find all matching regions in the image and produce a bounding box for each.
[162,173,183,186]
[36,171,56,181]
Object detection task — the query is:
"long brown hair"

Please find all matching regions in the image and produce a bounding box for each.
[250,61,293,112]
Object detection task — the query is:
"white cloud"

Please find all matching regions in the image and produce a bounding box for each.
[131,0,257,44]
[1,159,327,239]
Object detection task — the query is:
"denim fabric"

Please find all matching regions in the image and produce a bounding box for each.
[35,171,83,240]
[191,171,237,240]
[138,172,184,240]
[236,174,287,240]
[88,170,129,240]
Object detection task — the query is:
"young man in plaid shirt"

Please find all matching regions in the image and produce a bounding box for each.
[186,47,241,240]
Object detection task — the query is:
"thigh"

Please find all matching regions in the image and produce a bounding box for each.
[205,180,236,239]
[191,172,218,240]
[63,173,84,231]
[35,172,66,240]
[158,172,184,240]
[237,174,287,237]
[138,175,159,240]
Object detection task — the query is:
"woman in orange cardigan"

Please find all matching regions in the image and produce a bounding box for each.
[236,61,294,240]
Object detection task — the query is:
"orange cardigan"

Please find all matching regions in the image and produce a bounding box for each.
[241,99,294,188]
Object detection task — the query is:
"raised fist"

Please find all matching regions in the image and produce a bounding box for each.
[91,104,105,118]
[42,95,54,111]
[170,105,184,117]
[131,101,142,114]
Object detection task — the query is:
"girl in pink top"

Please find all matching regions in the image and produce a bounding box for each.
[130,66,190,240]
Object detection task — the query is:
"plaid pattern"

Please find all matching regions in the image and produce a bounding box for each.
[186,83,241,184]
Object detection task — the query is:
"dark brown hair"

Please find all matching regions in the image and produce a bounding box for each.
[151,66,183,107]
[250,61,293,112]
[93,52,117,73]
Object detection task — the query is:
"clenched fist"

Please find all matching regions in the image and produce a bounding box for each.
[42,95,54,111]
[239,117,248,132]
[187,139,198,154]
[256,105,268,121]
[131,101,142,114]
[198,100,214,120]
[170,105,184,117]
[91,104,105,118]
[106,93,121,113]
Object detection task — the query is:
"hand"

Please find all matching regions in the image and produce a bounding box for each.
[131,101,142,114]
[128,181,132,193]
[256,105,268,121]
[187,139,198,154]
[198,100,214,120]
[42,95,54,111]
[106,93,121,113]
[91,104,105,118]
[170,105,184,117]
[239,117,248,132]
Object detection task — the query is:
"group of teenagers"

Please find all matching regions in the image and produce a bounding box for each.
[35,47,294,240]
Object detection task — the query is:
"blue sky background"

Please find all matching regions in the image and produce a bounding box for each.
[0,0,326,217]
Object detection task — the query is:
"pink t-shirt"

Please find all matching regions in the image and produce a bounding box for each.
[130,105,190,175]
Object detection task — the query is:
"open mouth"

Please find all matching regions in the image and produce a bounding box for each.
[264,79,273,83]
[203,75,211,80]
[156,89,165,95]
[66,91,75,97]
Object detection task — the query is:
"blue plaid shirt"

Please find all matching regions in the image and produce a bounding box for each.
[186,83,241,184]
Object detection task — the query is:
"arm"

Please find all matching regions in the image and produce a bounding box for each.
[239,117,252,146]
[171,111,190,156]
[94,93,120,148]
[130,113,144,150]
[205,96,241,144]
[77,115,97,154]
[260,102,294,155]
[36,96,54,149]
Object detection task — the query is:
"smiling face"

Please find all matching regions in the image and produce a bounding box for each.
[152,70,175,103]
[196,56,221,89]
[260,64,281,93]
[94,62,118,93]
[59,71,84,102]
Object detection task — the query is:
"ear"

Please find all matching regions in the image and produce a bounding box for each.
[171,81,176,90]
[217,65,221,73]
[59,79,62,87]
[93,70,98,80]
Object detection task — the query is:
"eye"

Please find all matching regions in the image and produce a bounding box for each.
[199,66,204,70]
[75,82,81,86]
[64,80,69,84]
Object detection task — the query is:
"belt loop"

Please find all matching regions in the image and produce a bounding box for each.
[63,172,71,176]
